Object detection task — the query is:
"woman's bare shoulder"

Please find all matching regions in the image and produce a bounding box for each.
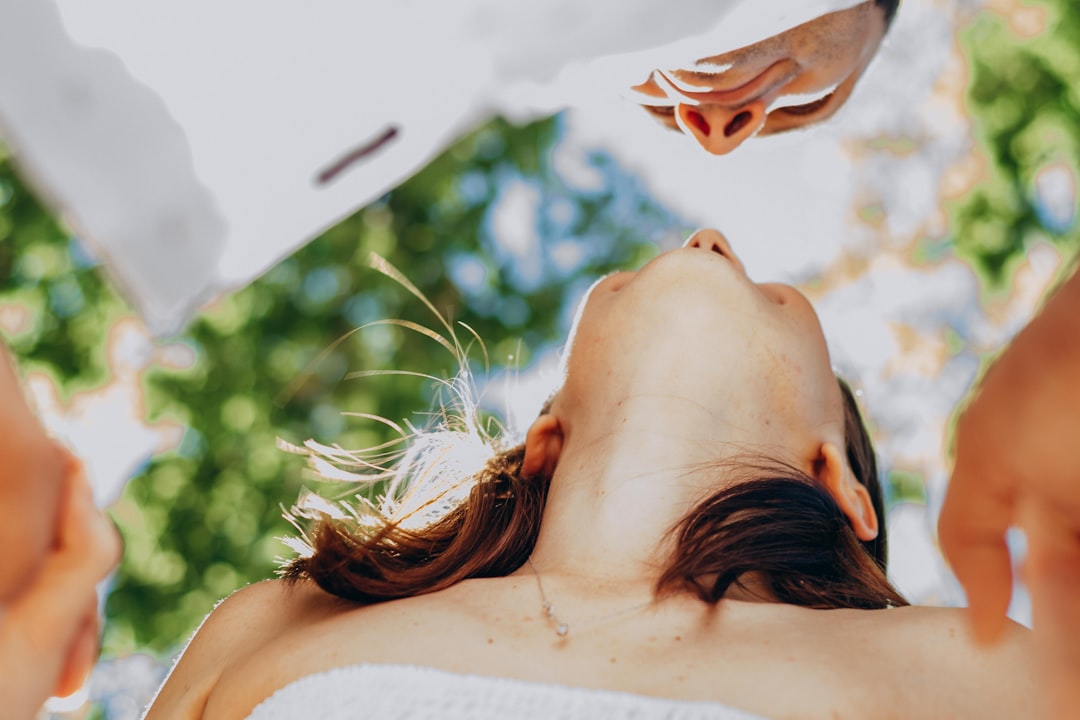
[863,605,1034,718]
[144,579,344,720]
[879,603,1031,652]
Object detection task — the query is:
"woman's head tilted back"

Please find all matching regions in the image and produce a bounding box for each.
[554,229,860,482]
[284,232,906,609]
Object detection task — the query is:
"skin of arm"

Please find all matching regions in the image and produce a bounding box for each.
[939,266,1080,719]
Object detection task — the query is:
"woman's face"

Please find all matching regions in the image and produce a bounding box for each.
[558,229,845,456]
[628,1,889,155]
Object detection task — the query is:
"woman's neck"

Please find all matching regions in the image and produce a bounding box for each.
[526,398,781,587]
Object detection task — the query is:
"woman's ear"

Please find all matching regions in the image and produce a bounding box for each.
[816,442,879,542]
[521,414,563,479]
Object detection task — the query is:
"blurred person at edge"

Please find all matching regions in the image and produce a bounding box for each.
[0,0,898,336]
[940,263,1080,719]
[0,347,121,720]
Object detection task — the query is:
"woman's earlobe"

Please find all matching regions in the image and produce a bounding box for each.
[521,414,563,479]
[845,482,879,542]
[817,442,879,542]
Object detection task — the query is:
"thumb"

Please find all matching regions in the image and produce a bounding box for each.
[938,456,1016,644]
[52,598,101,699]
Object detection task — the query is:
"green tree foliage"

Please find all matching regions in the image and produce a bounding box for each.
[952,0,1080,284]
[0,149,128,385]
[0,116,682,658]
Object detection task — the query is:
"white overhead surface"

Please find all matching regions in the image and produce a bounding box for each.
[1,0,863,333]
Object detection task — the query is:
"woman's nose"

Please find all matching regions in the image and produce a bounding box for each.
[677,100,767,156]
[685,229,746,274]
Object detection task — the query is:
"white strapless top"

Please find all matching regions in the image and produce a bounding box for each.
[244,664,771,720]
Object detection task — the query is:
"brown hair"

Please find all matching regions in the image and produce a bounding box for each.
[283,379,907,610]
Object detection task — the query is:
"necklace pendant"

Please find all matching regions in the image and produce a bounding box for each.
[555,622,569,637]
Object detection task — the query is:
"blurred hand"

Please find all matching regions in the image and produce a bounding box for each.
[0,347,71,602]
[0,468,121,720]
[939,269,1080,718]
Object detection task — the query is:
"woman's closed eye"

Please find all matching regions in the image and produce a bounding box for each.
[640,105,691,134]
[641,105,675,117]
[770,91,835,118]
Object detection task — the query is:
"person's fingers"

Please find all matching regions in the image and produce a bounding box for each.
[6,473,119,669]
[1020,498,1080,718]
[52,601,99,699]
[938,449,1017,644]
[60,467,122,573]
[0,472,118,720]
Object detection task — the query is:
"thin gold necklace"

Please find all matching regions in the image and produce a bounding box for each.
[525,557,653,639]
